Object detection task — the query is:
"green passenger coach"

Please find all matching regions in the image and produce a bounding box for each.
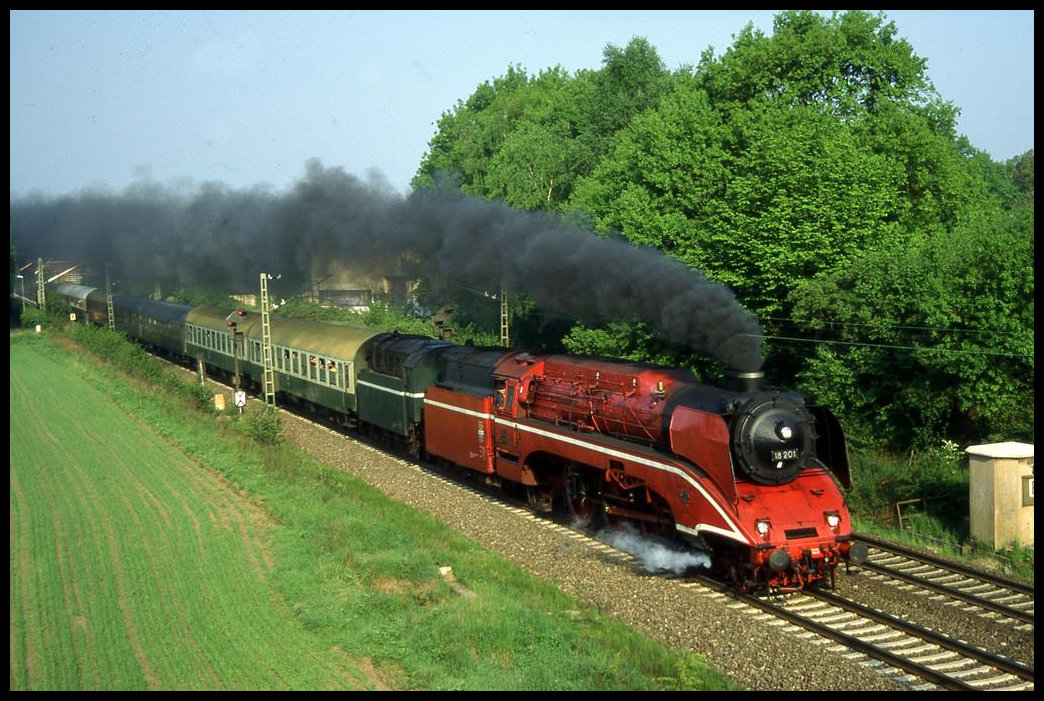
[186,307,384,416]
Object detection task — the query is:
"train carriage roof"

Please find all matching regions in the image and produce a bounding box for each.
[187,306,383,360]
[51,283,98,301]
[113,295,192,322]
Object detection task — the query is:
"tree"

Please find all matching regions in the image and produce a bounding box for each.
[569,11,1013,382]
[694,10,940,120]
[1009,148,1034,206]
[575,37,673,174]
[790,208,1034,449]
[414,37,673,211]
[413,65,533,197]
[574,88,907,318]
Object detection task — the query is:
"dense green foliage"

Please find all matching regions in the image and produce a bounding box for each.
[791,206,1034,449]
[413,10,1033,453]
[246,405,284,445]
[19,304,48,331]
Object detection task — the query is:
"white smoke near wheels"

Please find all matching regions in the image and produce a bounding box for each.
[601,525,711,576]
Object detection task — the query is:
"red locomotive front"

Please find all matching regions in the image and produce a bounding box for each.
[486,353,864,591]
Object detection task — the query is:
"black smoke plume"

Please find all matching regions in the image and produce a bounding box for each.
[10,160,764,371]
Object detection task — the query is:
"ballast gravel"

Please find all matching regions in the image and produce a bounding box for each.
[279,414,914,691]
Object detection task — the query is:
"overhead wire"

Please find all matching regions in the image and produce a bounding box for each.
[424,283,1035,359]
[760,315,1028,338]
[748,333,1033,359]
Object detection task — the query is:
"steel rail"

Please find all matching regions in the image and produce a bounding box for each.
[854,533,1034,625]
[692,575,982,691]
[809,587,1034,683]
[855,532,1033,595]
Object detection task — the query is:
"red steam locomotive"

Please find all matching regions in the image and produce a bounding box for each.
[420,344,866,591]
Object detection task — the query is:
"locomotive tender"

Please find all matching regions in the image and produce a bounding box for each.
[51,282,867,591]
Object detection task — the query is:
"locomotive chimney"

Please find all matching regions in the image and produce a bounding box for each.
[725,370,764,393]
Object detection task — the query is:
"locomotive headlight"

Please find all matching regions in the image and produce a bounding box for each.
[755,520,771,538]
[825,512,841,532]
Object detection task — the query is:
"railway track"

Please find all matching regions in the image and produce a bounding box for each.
[165,360,1036,690]
[854,532,1034,630]
[506,506,1037,690]
[682,577,1034,691]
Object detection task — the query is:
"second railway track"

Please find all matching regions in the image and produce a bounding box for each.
[854,532,1034,629]
[699,580,1034,690]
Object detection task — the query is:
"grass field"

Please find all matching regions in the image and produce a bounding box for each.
[10,335,389,690]
[10,331,737,691]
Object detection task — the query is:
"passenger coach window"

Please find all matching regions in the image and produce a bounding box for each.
[292,351,300,375]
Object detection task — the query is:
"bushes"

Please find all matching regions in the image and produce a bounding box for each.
[57,322,212,413]
[246,406,284,445]
[66,322,165,383]
[19,305,49,330]
[847,442,972,547]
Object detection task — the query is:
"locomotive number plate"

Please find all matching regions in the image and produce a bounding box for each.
[771,449,799,461]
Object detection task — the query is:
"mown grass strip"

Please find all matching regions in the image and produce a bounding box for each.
[11,335,395,690]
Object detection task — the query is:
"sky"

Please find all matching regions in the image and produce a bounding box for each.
[9,10,1035,200]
